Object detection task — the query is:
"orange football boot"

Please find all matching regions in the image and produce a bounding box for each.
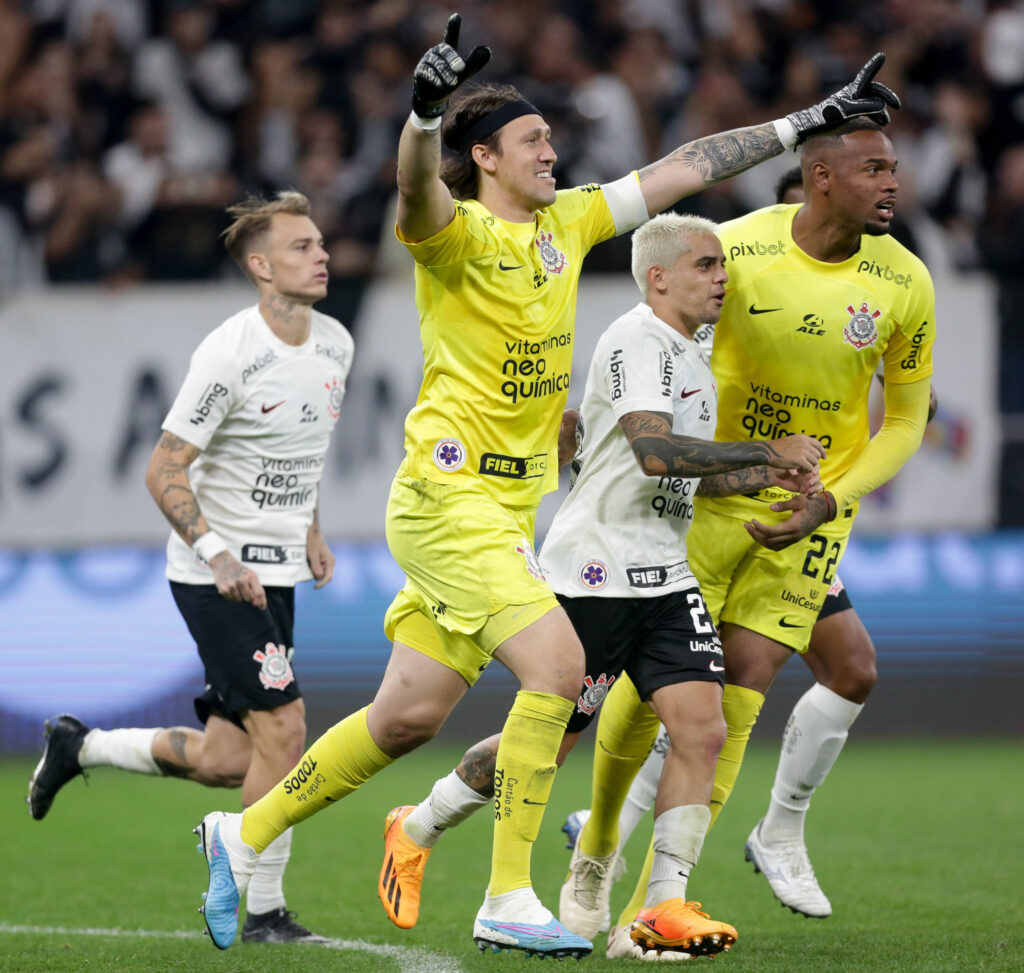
[630,899,737,957]
[379,805,432,929]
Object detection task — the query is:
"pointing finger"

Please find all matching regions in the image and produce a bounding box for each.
[443,12,461,49]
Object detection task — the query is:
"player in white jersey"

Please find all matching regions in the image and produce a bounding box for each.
[27,191,353,945]
[569,168,942,946]
[381,213,825,959]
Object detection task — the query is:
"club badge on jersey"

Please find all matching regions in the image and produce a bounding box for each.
[535,231,567,275]
[843,302,883,350]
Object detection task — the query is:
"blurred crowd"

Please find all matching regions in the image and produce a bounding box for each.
[2,0,1024,514]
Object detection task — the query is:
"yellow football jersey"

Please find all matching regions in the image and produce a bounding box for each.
[396,186,617,506]
[710,203,935,505]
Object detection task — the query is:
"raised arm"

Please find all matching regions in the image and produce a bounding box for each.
[618,411,824,477]
[396,13,490,242]
[637,53,900,217]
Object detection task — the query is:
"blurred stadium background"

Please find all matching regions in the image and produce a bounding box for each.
[2,0,1023,753]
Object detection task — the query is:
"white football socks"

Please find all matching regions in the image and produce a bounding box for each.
[645,804,711,906]
[761,683,864,844]
[478,886,551,924]
[403,770,490,848]
[246,827,292,914]
[78,727,160,775]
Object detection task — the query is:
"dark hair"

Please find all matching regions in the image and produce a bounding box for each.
[440,82,527,200]
[774,166,803,204]
[800,115,885,155]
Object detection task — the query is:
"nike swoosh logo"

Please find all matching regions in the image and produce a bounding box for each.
[680,388,702,399]
[749,305,782,315]
[779,617,806,628]
[499,261,524,271]
[522,798,547,806]
[709,660,725,671]
[261,401,285,414]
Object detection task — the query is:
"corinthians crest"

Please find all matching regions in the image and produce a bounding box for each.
[535,231,568,274]
[843,302,882,349]
[253,642,295,690]
[577,672,616,715]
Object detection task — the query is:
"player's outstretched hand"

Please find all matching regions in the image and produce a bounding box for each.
[745,492,831,551]
[764,433,825,472]
[412,12,491,119]
[558,408,580,469]
[786,53,901,144]
[210,551,267,610]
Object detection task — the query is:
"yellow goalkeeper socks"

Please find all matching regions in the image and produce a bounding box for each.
[614,683,764,929]
[582,674,660,860]
[241,705,392,853]
[488,690,574,896]
[710,683,764,821]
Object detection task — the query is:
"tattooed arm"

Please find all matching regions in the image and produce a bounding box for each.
[634,54,900,216]
[145,432,207,544]
[637,123,784,217]
[145,432,267,609]
[697,464,823,498]
[619,411,825,477]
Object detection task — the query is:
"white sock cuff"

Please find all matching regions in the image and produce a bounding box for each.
[805,683,864,728]
[79,727,160,774]
[435,769,491,817]
[246,827,291,914]
[258,826,293,862]
[653,804,711,864]
[405,769,490,847]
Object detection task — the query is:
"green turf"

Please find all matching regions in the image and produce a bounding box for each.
[3,739,1021,972]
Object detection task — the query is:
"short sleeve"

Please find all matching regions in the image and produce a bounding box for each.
[599,324,676,420]
[161,336,239,450]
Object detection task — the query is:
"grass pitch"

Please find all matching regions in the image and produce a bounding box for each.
[2,738,1020,972]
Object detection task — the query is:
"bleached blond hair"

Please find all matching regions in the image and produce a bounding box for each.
[631,212,720,297]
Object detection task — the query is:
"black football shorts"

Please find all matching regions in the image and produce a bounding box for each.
[558,588,725,734]
[171,581,302,729]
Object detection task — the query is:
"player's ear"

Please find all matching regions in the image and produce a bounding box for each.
[810,160,831,193]
[248,251,271,283]
[471,141,498,174]
[646,264,665,294]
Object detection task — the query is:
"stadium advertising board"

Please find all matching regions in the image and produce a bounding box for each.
[0,272,997,545]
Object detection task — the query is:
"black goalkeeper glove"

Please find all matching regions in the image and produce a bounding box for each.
[411,13,491,119]
[785,52,901,145]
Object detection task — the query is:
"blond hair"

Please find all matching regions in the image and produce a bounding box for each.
[631,213,720,297]
[222,190,312,282]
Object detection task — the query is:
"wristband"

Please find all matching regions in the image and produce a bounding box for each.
[409,110,443,132]
[822,491,837,523]
[772,117,799,151]
[193,530,228,563]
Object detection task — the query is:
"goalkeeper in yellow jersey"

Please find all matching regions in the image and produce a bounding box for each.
[191,11,902,958]
[572,115,936,957]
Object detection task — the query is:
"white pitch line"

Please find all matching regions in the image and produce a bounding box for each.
[0,923,466,973]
